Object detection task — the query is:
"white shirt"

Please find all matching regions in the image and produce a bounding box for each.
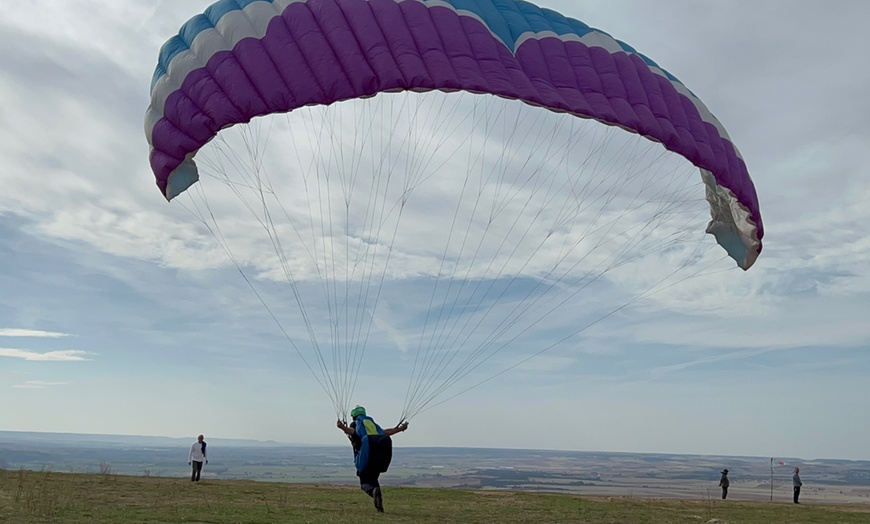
[189,441,207,462]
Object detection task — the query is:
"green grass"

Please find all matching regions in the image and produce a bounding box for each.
[2,469,868,523]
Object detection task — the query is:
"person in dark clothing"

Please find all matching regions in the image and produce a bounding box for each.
[337,405,409,513]
[719,469,730,499]
[793,467,803,503]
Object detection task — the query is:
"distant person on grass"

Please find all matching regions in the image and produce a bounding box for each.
[337,405,409,513]
[188,434,208,482]
[793,466,803,503]
[719,469,730,499]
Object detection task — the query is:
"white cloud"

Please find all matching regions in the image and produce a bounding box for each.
[0,348,92,362]
[12,380,70,389]
[0,329,71,338]
[646,346,784,381]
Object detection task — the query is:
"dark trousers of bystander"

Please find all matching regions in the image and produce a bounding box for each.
[794,486,801,503]
[191,460,203,482]
[721,487,728,499]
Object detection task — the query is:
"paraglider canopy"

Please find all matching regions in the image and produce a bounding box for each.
[146,0,762,269]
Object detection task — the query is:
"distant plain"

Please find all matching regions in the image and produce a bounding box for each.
[2,431,869,506]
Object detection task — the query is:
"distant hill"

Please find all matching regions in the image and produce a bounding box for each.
[0,430,290,448]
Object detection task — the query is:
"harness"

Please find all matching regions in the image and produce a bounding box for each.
[351,415,391,474]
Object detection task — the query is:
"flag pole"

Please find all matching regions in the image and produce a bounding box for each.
[770,458,773,502]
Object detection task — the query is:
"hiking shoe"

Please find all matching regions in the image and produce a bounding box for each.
[373,487,384,513]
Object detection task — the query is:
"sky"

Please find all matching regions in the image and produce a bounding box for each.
[1,0,869,462]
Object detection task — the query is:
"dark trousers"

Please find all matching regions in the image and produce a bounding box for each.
[794,486,801,503]
[191,460,203,481]
[356,435,391,495]
[359,469,380,495]
[721,486,728,499]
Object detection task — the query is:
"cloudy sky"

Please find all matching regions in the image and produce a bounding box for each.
[1,0,869,462]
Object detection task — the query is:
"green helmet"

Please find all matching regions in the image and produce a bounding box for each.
[350,405,366,418]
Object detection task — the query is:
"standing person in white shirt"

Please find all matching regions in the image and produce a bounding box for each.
[188,434,208,482]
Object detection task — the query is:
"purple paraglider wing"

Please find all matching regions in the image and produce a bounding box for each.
[145,0,762,269]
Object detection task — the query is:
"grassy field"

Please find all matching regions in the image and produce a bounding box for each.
[2,469,869,524]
